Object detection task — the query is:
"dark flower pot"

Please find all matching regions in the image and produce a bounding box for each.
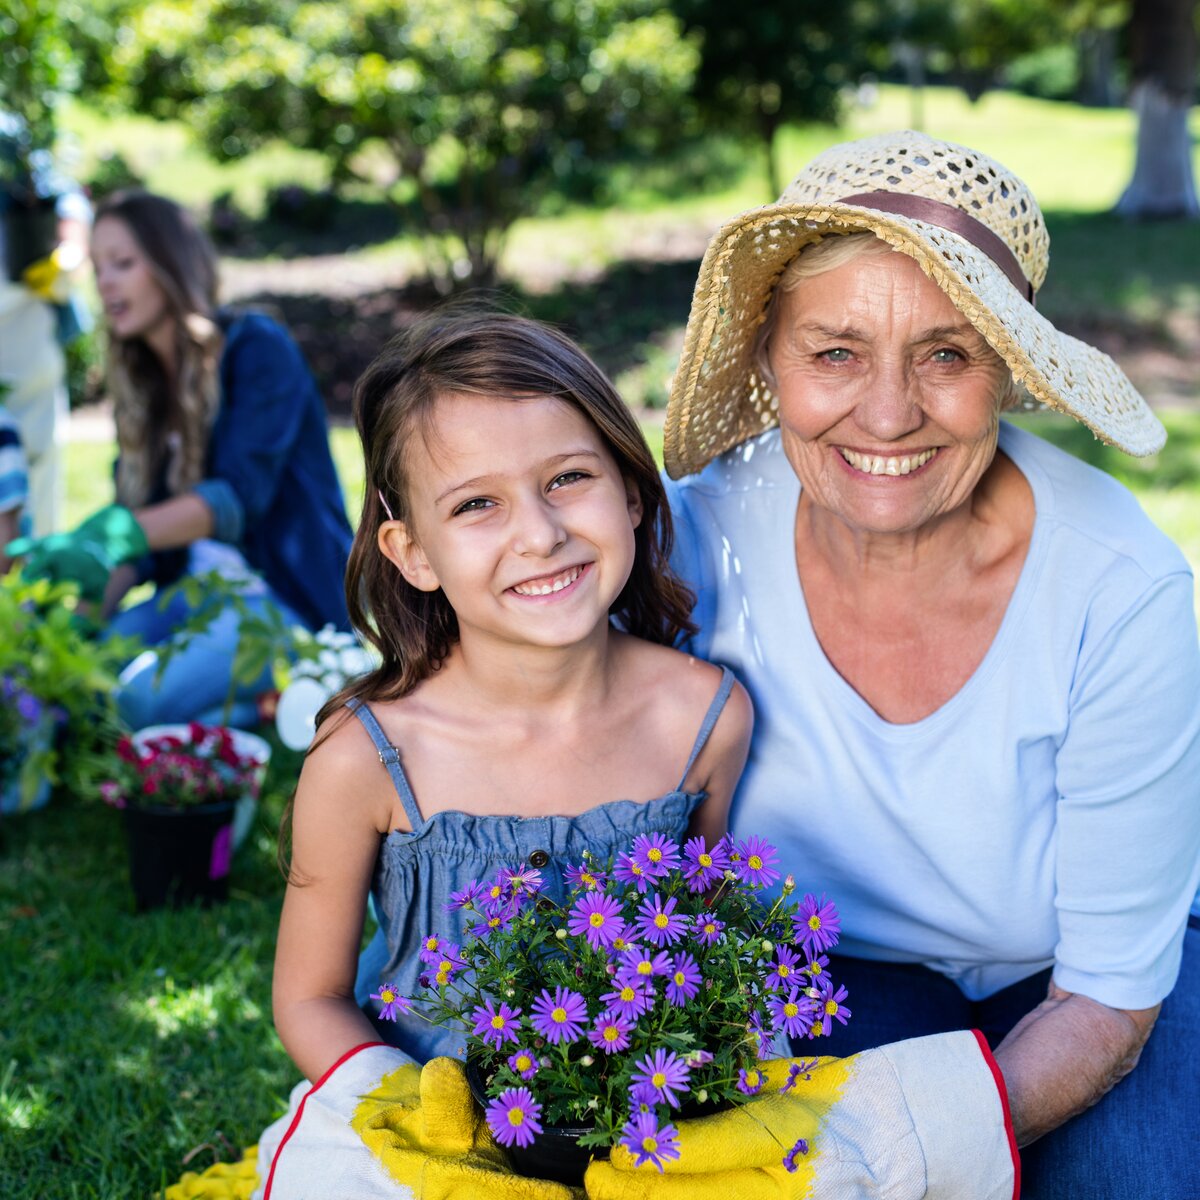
[466,1055,607,1187]
[123,799,237,912]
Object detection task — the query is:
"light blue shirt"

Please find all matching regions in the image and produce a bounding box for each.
[666,421,1200,1009]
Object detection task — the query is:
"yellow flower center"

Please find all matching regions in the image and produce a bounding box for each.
[437,959,452,973]
[825,1000,839,1016]
[810,962,823,976]
[508,1109,525,1128]
[808,914,822,931]
[435,969,450,986]
[630,862,643,876]
[654,914,669,929]
[590,912,606,927]
[785,1002,799,1018]
[704,923,716,935]
[699,853,712,867]
[552,1007,568,1024]
[380,988,396,1003]
[516,1055,532,1071]
[746,1071,761,1088]
[603,1026,619,1042]
[673,972,686,986]
[488,917,502,929]
[636,961,653,975]
[491,1015,507,1030]
[620,987,635,1002]
[652,1072,666,1088]
[424,938,438,952]
[647,848,662,862]
[749,855,763,870]
[581,872,596,886]
[642,1136,658,1153]
[779,964,791,978]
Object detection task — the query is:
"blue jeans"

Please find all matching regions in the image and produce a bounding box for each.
[110,583,300,730]
[808,920,1200,1199]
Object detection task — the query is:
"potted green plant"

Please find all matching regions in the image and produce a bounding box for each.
[369,834,850,1186]
[0,572,138,814]
[101,721,270,911]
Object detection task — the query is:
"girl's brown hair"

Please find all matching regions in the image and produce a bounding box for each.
[95,190,223,507]
[317,307,697,727]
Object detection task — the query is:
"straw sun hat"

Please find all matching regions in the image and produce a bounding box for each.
[663,130,1166,478]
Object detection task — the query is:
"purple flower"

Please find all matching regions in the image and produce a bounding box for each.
[815,980,851,1035]
[587,1010,635,1055]
[600,975,654,1020]
[765,945,804,991]
[612,851,653,894]
[630,1048,691,1109]
[746,1010,773,1060]
[736,1066,765,1096]
[566,892,626,950]
[768,987,816,1038]
[630,833,681,880]
[500,863,544,895]
[685,1048,714,1069]
[15,690,42,724]
[417,934,444,962]
[471,998,523,1050]
[781,1059,817,1094]
[783,1138,809,1172]
[481,876,509,911]
[370,983,413,1022]
[732,835,781,888]
[682,834,729,892]
[507,1048,539,1080]
[665,953,702,1006]
[446,880,486,911]
[634,893,688,948]
[529,986,588,1045]
[425,942,465,985]
[470,904,516,940]
[794,893,841,954]
[694,915,725,946]
[619,1111,680,1173]
[618,945,673,980]
[804,953,831,983]
[564,862,608,891]
[486,1087,543,1149]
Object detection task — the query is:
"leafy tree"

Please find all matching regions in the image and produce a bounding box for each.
[670,0,868,198]
[103,0,699,285]
[1115,0,1199,218]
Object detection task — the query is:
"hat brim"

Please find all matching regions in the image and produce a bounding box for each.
[664,201,1166,478]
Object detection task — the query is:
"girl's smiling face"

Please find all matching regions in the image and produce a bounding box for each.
[379,391,642,652]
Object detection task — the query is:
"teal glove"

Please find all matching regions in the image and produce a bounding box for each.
[6,504,149,602]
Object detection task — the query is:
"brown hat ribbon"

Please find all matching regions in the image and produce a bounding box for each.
[837,191,1035,304]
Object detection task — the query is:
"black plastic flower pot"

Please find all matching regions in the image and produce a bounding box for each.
[465,1054,607,1187]
[123,799,237,913]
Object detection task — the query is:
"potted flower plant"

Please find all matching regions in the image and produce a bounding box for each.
[0,572,138,814]
[102,722,270,911]
[370,833,849,1186]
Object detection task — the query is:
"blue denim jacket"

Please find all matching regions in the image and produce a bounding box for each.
[148,311,354,631]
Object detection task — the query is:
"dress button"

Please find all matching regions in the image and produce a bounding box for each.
[529,849,550,868]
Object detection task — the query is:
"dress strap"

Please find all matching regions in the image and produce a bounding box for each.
[346,697,424,828]
[675,666,737,792]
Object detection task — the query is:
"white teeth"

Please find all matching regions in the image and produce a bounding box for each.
[839,448,937,476]
[512,565,583,596]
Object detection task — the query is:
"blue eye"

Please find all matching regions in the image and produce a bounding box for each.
[931,348,964,363]
[821,348,852,363]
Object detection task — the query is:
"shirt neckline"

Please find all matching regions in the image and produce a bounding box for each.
[783,421,1051,738]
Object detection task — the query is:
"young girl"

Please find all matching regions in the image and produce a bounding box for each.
[271,310,753,1085]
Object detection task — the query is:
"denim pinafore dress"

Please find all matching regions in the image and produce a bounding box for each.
[347,666,735,1063]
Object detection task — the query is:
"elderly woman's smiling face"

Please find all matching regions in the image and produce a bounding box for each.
[766,246,1011,538]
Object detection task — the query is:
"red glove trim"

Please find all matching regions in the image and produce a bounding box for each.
[262,1041,389,1200]
[971,1029,1021,1200]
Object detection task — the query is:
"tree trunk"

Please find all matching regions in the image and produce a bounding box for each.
[1115,0,1199,219]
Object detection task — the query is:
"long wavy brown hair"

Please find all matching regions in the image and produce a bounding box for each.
[318,307,697,729]
[96,191,223,507]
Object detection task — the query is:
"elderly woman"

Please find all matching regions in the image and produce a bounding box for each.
[663,131,1200,1198]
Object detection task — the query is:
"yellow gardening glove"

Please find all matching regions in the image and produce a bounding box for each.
[164,1145,259,1199]
[21,247,74,303]
[585,1033,1018,1200]
[353,1055,582,1200]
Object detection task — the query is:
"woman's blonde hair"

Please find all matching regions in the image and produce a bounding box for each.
[753,232,1025,409]
[96,191,224,508]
